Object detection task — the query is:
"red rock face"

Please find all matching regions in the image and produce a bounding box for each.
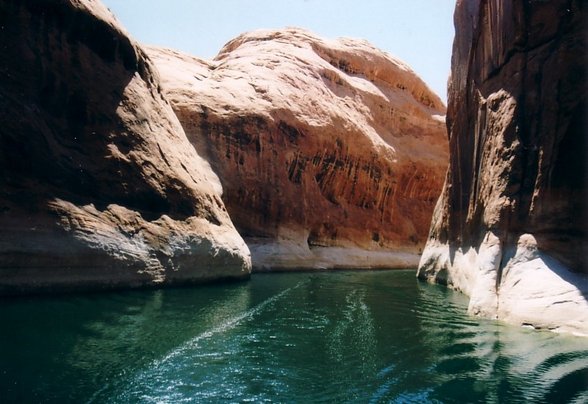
[0,0,250,294]
[434,0,586,271]
[418,0,587,334]
[148,29,448,269]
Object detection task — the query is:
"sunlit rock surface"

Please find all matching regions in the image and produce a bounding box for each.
[0,0,250,295]
[147,28,448,270]
[418,0,588,335]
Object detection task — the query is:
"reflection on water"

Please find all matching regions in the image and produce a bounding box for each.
[415,282,588,403]
[0,271,586,403]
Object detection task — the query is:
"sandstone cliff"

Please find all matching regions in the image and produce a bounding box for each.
[0,0,250,294]
[147,29,448,270]
[418,0,588,335]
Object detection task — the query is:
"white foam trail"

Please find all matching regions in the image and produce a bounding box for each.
[87,280,305,403]
[154,280,304,366]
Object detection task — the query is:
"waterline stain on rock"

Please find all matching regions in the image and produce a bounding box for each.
[147,28,448,270]
[417,0,588,336]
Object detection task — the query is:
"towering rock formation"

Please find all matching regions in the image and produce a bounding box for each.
[0,0,250,295]
[148,28,448,270]
[418,0,588,335]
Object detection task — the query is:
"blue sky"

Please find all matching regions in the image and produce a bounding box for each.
[102,0,455,102]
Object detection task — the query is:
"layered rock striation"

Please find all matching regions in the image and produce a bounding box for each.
[418,0,588,335]
[0,0,250,295]
[147,28,448,270]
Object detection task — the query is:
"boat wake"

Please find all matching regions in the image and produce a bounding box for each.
[87,280,307,403]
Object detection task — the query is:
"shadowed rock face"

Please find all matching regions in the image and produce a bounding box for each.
[418,0,588,335]
[147,28,448,270]
[0,0,250,295]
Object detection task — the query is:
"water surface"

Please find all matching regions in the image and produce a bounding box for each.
[1,270,587,403]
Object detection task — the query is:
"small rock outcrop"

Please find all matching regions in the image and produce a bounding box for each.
[418,0,588,335]
[147,28,448,270]
[0,0,250,295]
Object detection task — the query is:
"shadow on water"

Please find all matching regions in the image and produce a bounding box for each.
[0,270,587,403]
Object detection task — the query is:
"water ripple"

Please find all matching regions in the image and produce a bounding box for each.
[2,271,585,403]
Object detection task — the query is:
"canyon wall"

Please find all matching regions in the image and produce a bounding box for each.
[0,0,250,294]
[418,0,588,335]
[148,28,448,270]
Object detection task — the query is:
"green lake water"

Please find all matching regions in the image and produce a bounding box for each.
[1,270,587,403]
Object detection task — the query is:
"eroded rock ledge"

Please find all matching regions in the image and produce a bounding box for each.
[418,0,588,335]
[0,0,250,295]
[147,28,448,270]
